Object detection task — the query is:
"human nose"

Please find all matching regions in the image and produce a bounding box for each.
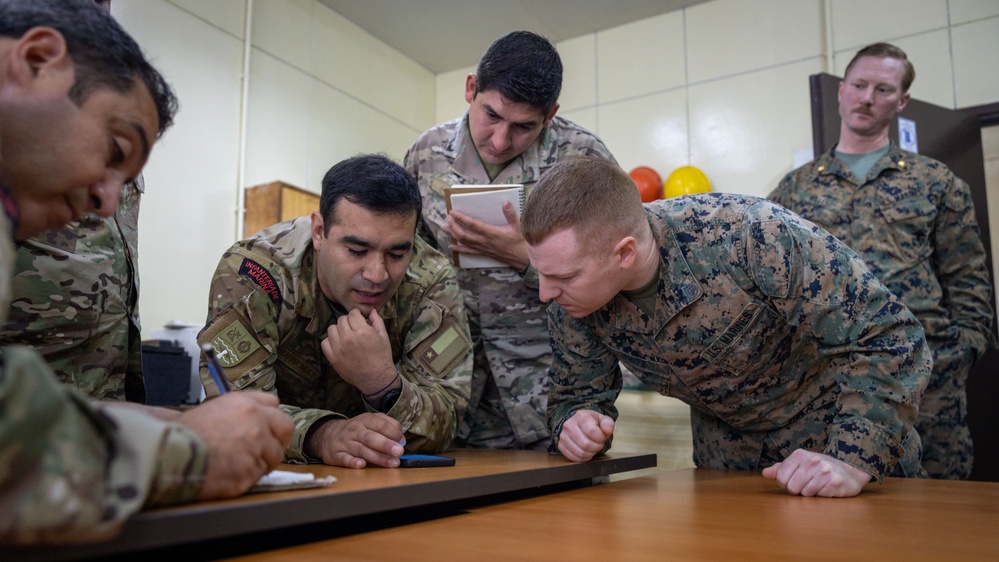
[362,254,389,285]
[538,277,558,303]
[88,172,125,217]
[490,123,512,153]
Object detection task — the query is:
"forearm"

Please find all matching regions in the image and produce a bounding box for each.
[825,295,930,479]
[388,354,471,452]
[0,347,207,544]
[546,309,622,451]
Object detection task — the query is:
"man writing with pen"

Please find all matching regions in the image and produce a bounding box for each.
[198,154,473,469]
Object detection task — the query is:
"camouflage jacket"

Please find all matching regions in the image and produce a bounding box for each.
[197,217,472,463]
[404,114,616,447]
[1,178,144,401]
[547,194,931,481]
[769,143,995,372]
[0,185,206,545]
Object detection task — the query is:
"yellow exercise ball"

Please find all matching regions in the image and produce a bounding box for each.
[663,166,711,199]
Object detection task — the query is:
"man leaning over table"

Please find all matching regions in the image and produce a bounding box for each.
[1,0,148,403]
[0,0,292,544]
[522,157,931,498]
[198,154,472,469]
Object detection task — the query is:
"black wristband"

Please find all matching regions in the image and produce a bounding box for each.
[363,370,400,398]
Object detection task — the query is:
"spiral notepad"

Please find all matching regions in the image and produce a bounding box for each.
[443,184,525,268]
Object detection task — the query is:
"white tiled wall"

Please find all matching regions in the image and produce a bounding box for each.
[114,0,999,341]
[435,0,997,202]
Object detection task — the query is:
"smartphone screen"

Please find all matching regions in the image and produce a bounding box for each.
[398,454,456,468]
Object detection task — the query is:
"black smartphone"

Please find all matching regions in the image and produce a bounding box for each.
[398,454,456,468]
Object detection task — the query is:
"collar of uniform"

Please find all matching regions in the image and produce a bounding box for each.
[595,209,702,335]
[867,140,907,179]
[822,141,904,184]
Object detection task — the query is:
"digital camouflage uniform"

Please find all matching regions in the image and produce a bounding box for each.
[404,114,616,449]
[197,217,472,463]
[0,184,207,545]
[548,194,931,481]
[769,144,995,479]
[1,178,144,402]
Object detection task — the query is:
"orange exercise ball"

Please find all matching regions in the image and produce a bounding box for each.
[663,166,711,199]
[629,166,663,203]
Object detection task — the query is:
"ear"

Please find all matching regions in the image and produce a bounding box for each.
[612,236,638,270]
[464,74,477,104]
[837,79,844,103]
[897,91,910,113]
[7,27,73,91]
[543,102,559,127]
[310,210,326,250]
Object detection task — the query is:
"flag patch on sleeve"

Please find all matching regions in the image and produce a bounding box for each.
[414,315,471,377]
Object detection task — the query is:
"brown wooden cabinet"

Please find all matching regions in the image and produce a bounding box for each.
[243,181,320,238]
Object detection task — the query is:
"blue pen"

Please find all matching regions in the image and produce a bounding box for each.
[201,342,230,394]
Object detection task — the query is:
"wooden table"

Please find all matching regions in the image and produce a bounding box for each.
[228,468,999,561]
[20,450,655,561]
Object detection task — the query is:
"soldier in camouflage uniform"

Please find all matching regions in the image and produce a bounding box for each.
[522,157,931,498]
[769,43,995,480]
[404,31,616,450]
[1,176,145,402]
[199,154,472,468]
[0,0,292,543]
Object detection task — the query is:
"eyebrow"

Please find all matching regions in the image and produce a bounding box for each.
[341,235,413,252]
[130,120,152,162]
[482,102,541,128]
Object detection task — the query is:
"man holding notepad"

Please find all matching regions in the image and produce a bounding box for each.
[404,31,617,450]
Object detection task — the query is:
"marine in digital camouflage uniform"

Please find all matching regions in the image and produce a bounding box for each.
[404,31,617,450]
[522,158,931,490]
[198,215,472,463]
[1,177,145,402]
[769,43,995,480]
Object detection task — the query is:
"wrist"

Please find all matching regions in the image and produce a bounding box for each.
[364,370,402,412]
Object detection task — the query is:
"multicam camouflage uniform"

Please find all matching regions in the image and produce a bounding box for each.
[0,185,207,545]
[404,114,616,449]
[1,178,145,401]
[197,217,472,462]
[769,144,995,480]
[548,194,931,481]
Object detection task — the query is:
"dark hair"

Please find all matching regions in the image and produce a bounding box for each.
[320,154,422,235]
[475,30,562,115]
[844,42,916,93]
[0,0,178,137]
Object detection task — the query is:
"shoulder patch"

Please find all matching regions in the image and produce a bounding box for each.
[239,257,282,305]
[413,315,471,377]
[198,308,268,386]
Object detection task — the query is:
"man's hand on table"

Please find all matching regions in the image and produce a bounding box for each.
[762,449,873,497]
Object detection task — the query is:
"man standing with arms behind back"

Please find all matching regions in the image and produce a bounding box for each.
[769,42,995,479]
[404,31,617,450]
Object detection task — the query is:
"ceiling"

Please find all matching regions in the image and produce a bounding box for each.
[317,0,711,74]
